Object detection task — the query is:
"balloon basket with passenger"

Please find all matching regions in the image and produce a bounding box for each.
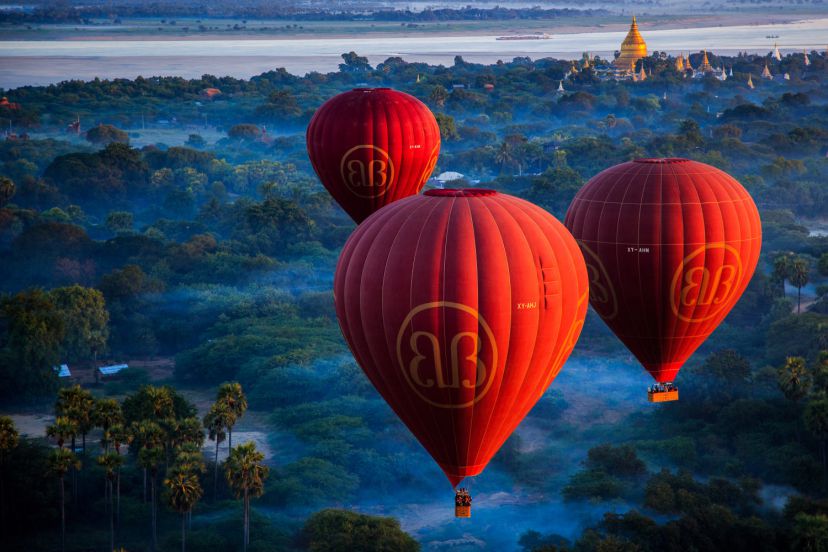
[647,382,679,402]
[454,488,472,518]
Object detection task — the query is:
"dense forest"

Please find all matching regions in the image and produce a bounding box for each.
[1,46,828,550]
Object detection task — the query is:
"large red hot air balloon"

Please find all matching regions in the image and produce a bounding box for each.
[335,189,589,490]
[564,158,761,400]
[307,88,441,223]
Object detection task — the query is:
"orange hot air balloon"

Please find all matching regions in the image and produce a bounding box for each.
[564,158,762,401]
[335,189,589,488]
[306,88,440,224]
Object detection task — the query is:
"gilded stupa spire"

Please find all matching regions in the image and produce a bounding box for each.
[700,50,713,72]
[614,15,648,73]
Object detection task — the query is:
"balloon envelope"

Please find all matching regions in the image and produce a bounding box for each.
[564,158,762,383]
[335,189,589,486]
[307,88,441,223]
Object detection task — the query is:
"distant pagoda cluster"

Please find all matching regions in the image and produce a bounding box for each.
[562,16,821,87]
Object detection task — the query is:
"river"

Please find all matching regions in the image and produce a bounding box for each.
[1,17,827,88]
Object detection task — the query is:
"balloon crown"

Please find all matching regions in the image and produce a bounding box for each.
[633,157,690,164]
[425,189,498,197]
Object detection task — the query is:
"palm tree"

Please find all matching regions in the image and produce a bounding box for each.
[203,403,230,500]
[94,398,123,452]
[164,471,203,552]
[177,417,205,449]
[224,442,269,552]
[139,445,165,552]
[772,253,793,296]
[779,356,812,403]
[160,416,180,467]
[790,257,810,313]
[0,416,19,532]
[217,382,247,449]
[175,443,206,473]
[46,416,79,450]
[145,386,175,419]
[48,448,81,552]
[97,451,123,552]
[56,385,94,455]
[56,385,93,509]
[494,141,515,174]
[130,420,164,504]
[108,423,131,532]
[779,356,813,443]
[171,443,206,530]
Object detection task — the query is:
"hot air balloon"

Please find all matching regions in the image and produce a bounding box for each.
[335,189,589,513]
[564,158,762,402]
[306,88,440,223]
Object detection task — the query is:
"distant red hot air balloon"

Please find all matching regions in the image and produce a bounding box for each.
[306,88,441,223]
[335,189,589,490]
[564,158,761,400]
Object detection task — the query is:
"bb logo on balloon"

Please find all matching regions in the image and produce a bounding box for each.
[577,241,618,320]
[670,243,743,322]
[396,301,498,409]
[340,145,395,198]
[417,145,440,187]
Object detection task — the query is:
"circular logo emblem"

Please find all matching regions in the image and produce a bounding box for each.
[339,145,395,199]
[578,241,618,320]
[417,144,440,187]
[542,291,588,390]
[396,301,498,409]
[670,243,744,323]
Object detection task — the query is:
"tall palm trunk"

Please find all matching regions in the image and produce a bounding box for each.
[71,436,77,509]
[150,472,158,552]
[228,427,232,450]
[108,479,114,552]
[798,286,802,313]
[1,461,6,534]
[59,476,66,552]
[243,489,250,551]
[213,441,219,501]
[181,513,186,552]
[116,467,121,534]
[143,468,147,503]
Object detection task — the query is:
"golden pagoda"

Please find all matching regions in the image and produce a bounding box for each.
[675,53,685,71]
[761,63,773,79]
[634,65,647,81]
[699,50,713,73]
[747,74,755,89]
[614,16,648,73]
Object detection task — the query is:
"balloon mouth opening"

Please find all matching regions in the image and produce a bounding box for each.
[352,87,391,92]
[634,157,690,164]
[425,188,497,198]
